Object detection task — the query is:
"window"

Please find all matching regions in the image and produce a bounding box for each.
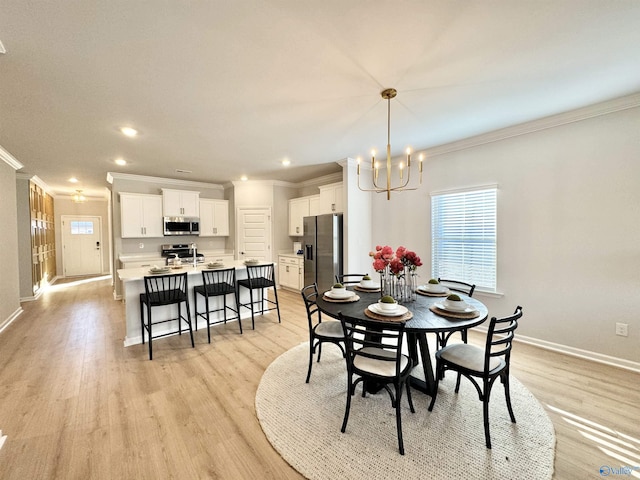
[70,221,94,235]
[431,187,497,292]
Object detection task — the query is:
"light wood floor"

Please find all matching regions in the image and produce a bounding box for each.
[0,277,638,479]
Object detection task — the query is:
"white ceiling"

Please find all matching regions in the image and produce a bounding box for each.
[1,1,639,198]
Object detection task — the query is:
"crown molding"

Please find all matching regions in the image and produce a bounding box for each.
[297,171,343,189]
[16,173,54,194]
[0,145,24,170]
[426,92,640,157]
[107,172,224,190]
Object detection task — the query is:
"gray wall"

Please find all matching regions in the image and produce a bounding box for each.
[54,197,112,275]
[0,160,22,327]
[371,105,640,363]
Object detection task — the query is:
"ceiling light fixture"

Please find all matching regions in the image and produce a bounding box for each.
[115,158,127,166]
[68,177,79,183]
[282,159,291,166]
[240,175,248,181]
[72,190,87,203]
[356,88,423,200]
[120,126,138,137]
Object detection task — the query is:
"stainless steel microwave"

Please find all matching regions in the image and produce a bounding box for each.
[163,217,200,236]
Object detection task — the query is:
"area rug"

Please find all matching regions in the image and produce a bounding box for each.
[256,342,555,480]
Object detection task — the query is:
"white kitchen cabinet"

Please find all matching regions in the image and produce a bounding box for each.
[199,199,229,236]
[288,197,309,236]
[278,255,303,290]
[318,182,343,214]
[162,189,200,217]
[120,193,164,238]
[309,194,320,216]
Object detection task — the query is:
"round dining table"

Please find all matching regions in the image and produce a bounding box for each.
[315,287,488,396]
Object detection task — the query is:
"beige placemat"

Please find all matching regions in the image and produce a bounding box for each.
[416,289,448,297]
[363,308,413,322]
[429,304,480,319]
[354,285,381,293]
[322,294,361,303]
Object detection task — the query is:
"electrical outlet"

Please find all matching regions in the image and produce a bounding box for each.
[615,323,628,337]
[138,243,144,249]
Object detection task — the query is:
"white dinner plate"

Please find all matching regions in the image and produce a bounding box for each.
[418,285,450,294]
[367,303,409,317]
[358,282,380,289]
[207,263,224,269]
[325,290,356,300]
[433,302,477,313]
[148,268,170,275]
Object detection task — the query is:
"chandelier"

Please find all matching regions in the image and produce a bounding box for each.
[357,88,423,200]
[72,190,87,203]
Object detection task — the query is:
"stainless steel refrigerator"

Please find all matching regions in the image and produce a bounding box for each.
[303,213,343,291]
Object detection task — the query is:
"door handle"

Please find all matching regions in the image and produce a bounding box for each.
[96,241,100,250]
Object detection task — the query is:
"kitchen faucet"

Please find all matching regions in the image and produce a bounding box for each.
[191,243,197,268]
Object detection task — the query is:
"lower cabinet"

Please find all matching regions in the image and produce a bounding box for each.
[278,255,303,291]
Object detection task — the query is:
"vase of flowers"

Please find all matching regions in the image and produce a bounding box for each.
[370,245,422,301]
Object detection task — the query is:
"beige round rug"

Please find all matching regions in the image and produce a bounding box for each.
[256,342,555,480]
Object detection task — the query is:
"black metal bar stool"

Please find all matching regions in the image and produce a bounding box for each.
[237,263,281,329]
[139,272,194,360]
[194,267,242,343]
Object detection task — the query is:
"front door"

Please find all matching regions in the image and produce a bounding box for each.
[236,207,271,262]
[61,216,103,276]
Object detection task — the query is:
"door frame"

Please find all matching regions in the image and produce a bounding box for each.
[235,206,272,262]
[61,215,104,277]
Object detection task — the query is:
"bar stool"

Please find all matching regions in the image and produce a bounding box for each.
[237,263,281,329]
[139,272,194,360]
[194,268,242,343]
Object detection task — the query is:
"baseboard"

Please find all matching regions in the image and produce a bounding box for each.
[0,307,24,335]
[473,325,640,373]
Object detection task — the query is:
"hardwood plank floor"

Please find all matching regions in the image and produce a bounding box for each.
[0,276,638,479]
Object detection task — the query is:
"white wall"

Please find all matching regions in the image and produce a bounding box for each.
[372,106,640,363]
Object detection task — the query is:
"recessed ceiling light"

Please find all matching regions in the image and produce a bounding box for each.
[120,126,138,137]
[69,177,78,183]
[115,158,127,166]
[240,175,248,181]
[282,158,291,166]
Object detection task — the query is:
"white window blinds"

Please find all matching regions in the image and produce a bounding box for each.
[431,187,497,291]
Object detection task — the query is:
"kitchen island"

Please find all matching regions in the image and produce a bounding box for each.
[118,261,272,346]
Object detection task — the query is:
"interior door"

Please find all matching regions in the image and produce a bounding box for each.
[236,207,271,262]
[61,216,103,276]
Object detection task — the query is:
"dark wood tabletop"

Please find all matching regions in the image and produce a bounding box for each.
[316,287,489,396]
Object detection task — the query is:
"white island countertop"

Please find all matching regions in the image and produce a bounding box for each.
[118,260,259,282]
[117,260,277,346]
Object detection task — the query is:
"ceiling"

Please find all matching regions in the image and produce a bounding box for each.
[1,1,639,198]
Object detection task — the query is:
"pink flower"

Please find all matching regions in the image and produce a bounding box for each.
[389,258,404,275]
[370,245,423,273]
[372,258,387,272]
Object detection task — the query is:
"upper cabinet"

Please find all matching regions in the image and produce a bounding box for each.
[309,194,320,216]
[120,193,164,238]
[289,197,309,236]
[199,199,229,236]
[162,188,200,217]
[318,182,343,214]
